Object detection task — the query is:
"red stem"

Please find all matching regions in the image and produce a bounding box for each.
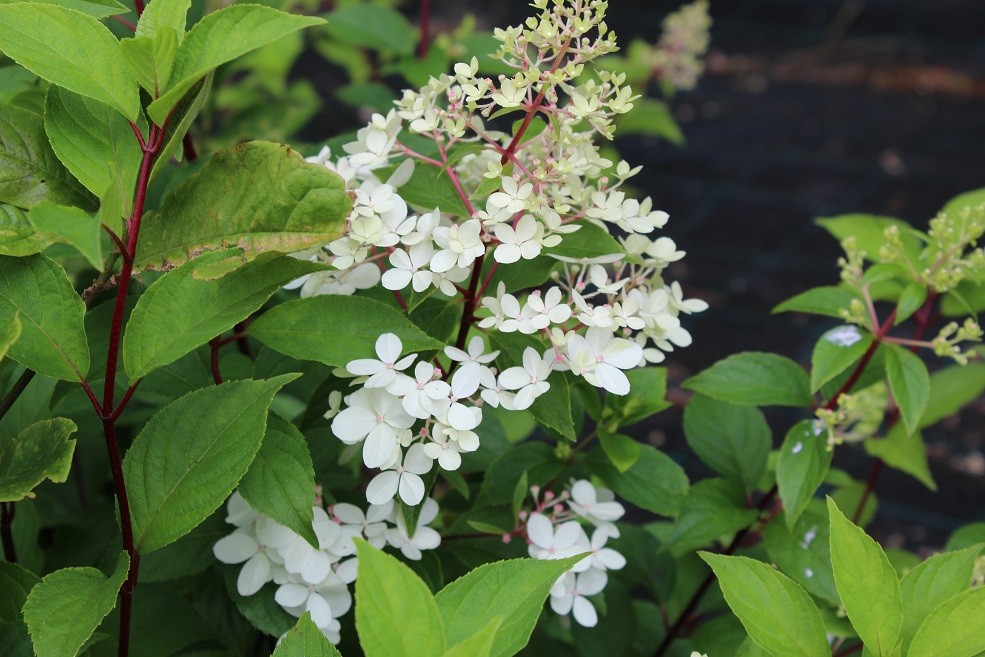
[417,0,430,59]
[209,338,223,385]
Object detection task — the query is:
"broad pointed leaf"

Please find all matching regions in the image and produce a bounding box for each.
[683,352,812,407]
[907,587,985,657]
[684,393,770,490]
[884,343,929,435]
[0,204,50,256]
[777,420,832,530]
[899,545,981,651]
[271,613,343,657]
[28,202,103,270]
[0,417,77,502]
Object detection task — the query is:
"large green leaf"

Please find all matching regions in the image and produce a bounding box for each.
[701,553,830,657]
[0,310,20,361]
[43,86,142,208]
[0,0,128,19]
[123,249,323,379]
[136,141,350,270]
[772,285,861,319]
[21,551,129,657]
[602,367,670,427]
[248,295,443,367]
[865,427,935,491]
[123,375,297,553]
[777,420,832,530]
[816,214,921,262]
[271,614,343,657]
[355,539,445,657]
[435,556,583,657]
[810,326,872,392]
[588,443,689,517]
[668,478,758,554]
[0,561,39,622]
[0,254,89,381]
[0,417,76,502]
[147,5,324,124]
[827,498,902,654]
[238,414,317,549]
[0,104,92,210]
[683,393,770,490]
[917,362,985,429]
[135,0,191,41]
[324,3,416,55]
[441,618,501,657]
[762,503,839,604]
[907,587,985,657]
[0,5,139,120]
[0,204,50,256]
[883,343,929,435]
[28,202,103,270]
[899,545,982,651]
[682,352,812,407]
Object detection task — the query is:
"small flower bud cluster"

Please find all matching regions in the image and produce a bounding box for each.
[814,382,888,448]
[212,491,441,643]
[931,318,983,365]
[522,479,627,628]
[645,0,711,91]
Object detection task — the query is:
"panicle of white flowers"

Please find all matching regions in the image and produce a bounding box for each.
[645,0,711,91]
[212,491,441,644]
[519,479,627,628]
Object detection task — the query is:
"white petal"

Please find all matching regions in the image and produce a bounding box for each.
[526,513,555,550]
[376,333,402,363]
[237,553,271,596]
[213,532,258,564]
[578,568,609,595]
[382,268,412,291]
[366,471,400,505]
[595,363,630,395]
[403,444,434,475]
[398,472,426,506]
[603,339,643,369]
[306,593,335,628]
[363,427,397,469]
[437,449,462,471]
[498,366,531,390]
[597,548,627,570]
[275,583,310,608]
[572,596,598,627]
[331,407,376,444]
[553,521,586,550]
[331,503,365,525]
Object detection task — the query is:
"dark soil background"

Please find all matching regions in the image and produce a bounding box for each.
[306,0,985,551]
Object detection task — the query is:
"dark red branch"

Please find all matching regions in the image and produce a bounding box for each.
[209,338,223,385]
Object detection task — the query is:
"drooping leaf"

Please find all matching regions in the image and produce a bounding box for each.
[21,551,129,657]
[883,343,930,435]
[0,104,92,210]
[701,552,830,657]
[123,375,297,553]
[0,254,89,381]
[899,545,982,651]
[248,294,443,367]
[123,249,324,379]
[0,417,76,502]
[354,539,445,657]
[0,204,50,256]
[917,362,985,429]
[683,393,770,490]
[149,73,213,181]
[238,414,317,549]
[827,497,903,654]
[43,86,143,209]
[271,613,343,657]
[865,427,935,491]
[136,141,350,269]
[682,352,812,407]
[147,5,324,124]
[772,285,861,319]
[27,202,103,270]
[435,555,583,657]
[907,587,985,657]
[588,444,689,517]
[777,420,833,530]
[0,5,140,119]
[810,326,873,392]
[0,561,39,622]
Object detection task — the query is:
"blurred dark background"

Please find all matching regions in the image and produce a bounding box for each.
[303,0,985,550]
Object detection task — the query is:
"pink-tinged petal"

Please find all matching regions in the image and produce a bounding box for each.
[376,333,402,362]
[526,513,555,550]
[274,582,309,608]
[595,363,630,395]
[602,339,643,369]
[213,532,258,564]
[398,472,426,506]
[403,444,434,475]
[237,553,271,596]
[553,521,587,550]
[331,407,376,444]
[366,470,400,505]
[572,596,599,627]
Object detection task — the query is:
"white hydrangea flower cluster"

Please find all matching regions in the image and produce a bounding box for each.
[522,479,627,628]
[212,491,441,643]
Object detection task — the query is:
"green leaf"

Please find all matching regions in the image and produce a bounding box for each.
[441,617,501,657]
[124,249,323,379]
[816,214,921,262]
[0,561,39,622]
[668,478,758,553]
[22,551,129,657]
[0,0,128,18]
[865,427,935,490]
[777,420,833,530]
[543,220,623,262]
[762,503,839,604]
[899,545,982,651]
[773,286,861,319]
[28,202,103,270]
[907,587,985,657]
[355,539,445,657]
[136,141,350,270]
[376,162,470,218]
[827,497,902,653]
[120,29,179,96]
[324,4,416,55]
[810,326,873,392]
[238,414,317,549]
[588,444,689,517]
[0,417,76,502]
[249,295,443,367]
[615,98,684,144]
[149,72,212,181]
[883,343,929,435]
[683,394,770,490]
[683,352,812,407]
[123,375,297,553]
[701,552,830,657]
[435,555,583,657]
[598,431,641,473]
[895,282,928,325]
[43,86,142,209]
[0,253,89,381]
[135,0,190,41]
[147,5,324,124]
[602,367,670,427]
[271,613,343,657]
[0,310,20,361]
[0,104,92,209]
[0,204,50,256]
[918,362,985,429]
[0,5,139,119]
